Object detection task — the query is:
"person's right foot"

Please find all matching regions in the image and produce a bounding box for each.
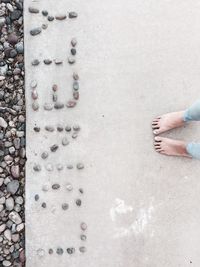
[154,136,191,158]
[152,111,185,135]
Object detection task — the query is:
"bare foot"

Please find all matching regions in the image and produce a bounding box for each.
[154,136,191,158]
[152,111,185,135]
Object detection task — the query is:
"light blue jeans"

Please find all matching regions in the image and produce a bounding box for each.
[183,100,200,159]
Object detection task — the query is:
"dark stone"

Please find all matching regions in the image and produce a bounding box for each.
[56,248,63,255]
[65,125,71,132]
[79,246,86,253]
[48,249,53,254]
[73,81,79,91]
[48,16,54,21]
[28,7,39,13]
[30,27,42,36]
[7,33,18,45]
[50,144,59,152]
[80,234,87,241]
[34,194,39,201]
[67,248,75,254]
[79,188,84,194]
[44,59,52,65]
[11,10,22,21]
[54,102,64,109]
[42,10,48,16]
[52,184,60,190]
[41,202,46,208]
[33,126,40,132]
[62,203,69,210]
[71,38,77,47]
[10,49,17,58]
[76,199,82,206]
[73,91,79,100]
[31,59,40,66]
[7,180,19,195]
[68,12,78,18]
[71,48,76,56]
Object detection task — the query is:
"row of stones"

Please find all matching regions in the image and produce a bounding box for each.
[31,38,78,67]
[37,245,86,257]
[33,162,84,171]
[33,124,80,133]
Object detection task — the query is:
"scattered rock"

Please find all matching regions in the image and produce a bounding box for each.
[33,164,41,172]
[41,202,47,208]
[62,203,69,210]
[7,180,19,195]
[42,10,48,16]
[50,144,59,152]
[77,163,84,170]
[62,137,69,146]
[44,59,52,65]
[66,183,73,191]
[73,81,79,91]
[69,12,78,18]
[34,194,39,201]
[49,248,53,254]
[56,247,63,255]
[54,102,64,109]
[30,27,42,36]
[66,100,76,108]
[52,184,60,190]
[80,222,87,231]
[44,103,54,111]
[0,117,8,128]
[55,15,66,20]
[76,199,82,206]
[68,56,75,64]
[32,59,40,66]
[29,7,40,13]
[41,151,49,159]
[67,247,75,254]
[45,125,55,132]
[48,15,54,21]
[71,48,76,55]
[79,246,87,253]
[80,234,87,241]
[32,102,39,111]
[71,38,77,47]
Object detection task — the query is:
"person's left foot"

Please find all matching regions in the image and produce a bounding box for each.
[154,136,191,158]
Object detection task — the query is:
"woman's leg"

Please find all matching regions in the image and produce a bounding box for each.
[183,99,200,122]
[186,143,200,159]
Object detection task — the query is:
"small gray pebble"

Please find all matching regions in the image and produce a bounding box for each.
[77,163,84,170]
[44,59,52,65]
[41,151,49,159]
[41,202,47,208]
[48,248,53,254]
[57,125,63,132]
[67,164,73,169]
[56,164,63,171]
[44,103,54,111]
[50,144,59,152]
[31,89,38,100]
[71,38,77,47]
[32,59,40,66]
[30,79,37,88]
[80,222,87,231]
[80,234,87,241]
[68,56,75,64]
[62,203,69,210]
[52,93,58,102]
[32,102,39,111]
[73,72,79,80]
[42,185,49,192]
[71,48,76,56]
[30,27,42,36]
[56,248,63,255]
[48,15,54,21]
[79,246,87,253]
[42,10,48,16]
[73,124,80,131]
[35,194,40,201]
[67,248,75,254]
[62,137,69,146]
[65,125,71,132]
[66,183,73,191]
[54,102,64,109]
[72,133,78,139]
[76,199,82,206]
[52,184,60,190]
[29,7,39,13]
[42,24,48,30]
[55,59,63,65]
[73,81,79,91]
[45,164,54,172]
[33,126,40,132]
[45,125,55,132]
[69,12,78,18]
[33,164,41,172]
[79,188,84,194]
